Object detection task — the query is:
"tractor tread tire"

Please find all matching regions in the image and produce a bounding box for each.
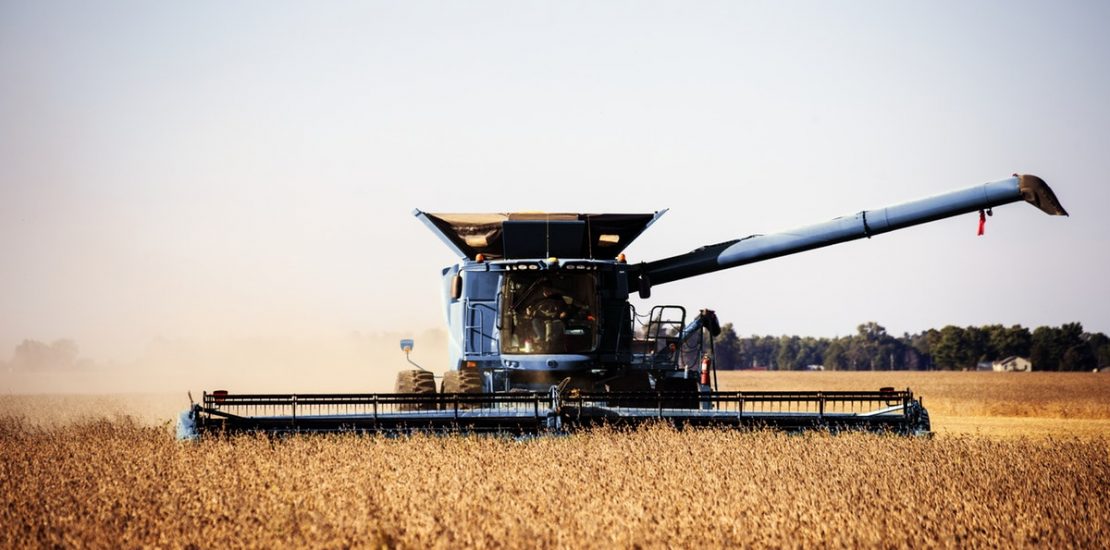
[441,369,484,394]
[395,370,437,410]
[441,370,483,410]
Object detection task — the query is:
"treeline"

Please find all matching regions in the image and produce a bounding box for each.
[707,322,1110,371]
[4,339,87,372]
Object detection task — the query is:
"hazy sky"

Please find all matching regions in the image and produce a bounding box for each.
[2,0,1109,363]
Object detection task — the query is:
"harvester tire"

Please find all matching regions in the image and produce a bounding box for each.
[441,369,483,410]
[395,370,437,411]
[441,369,483,393]
[912,404,932,436]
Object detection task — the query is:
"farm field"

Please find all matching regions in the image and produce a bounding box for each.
[718,371,1110,438]
[2,372,1108,548]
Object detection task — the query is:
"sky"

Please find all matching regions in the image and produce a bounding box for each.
[2,0,1109,369]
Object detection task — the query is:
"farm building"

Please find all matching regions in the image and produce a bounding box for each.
[994,356,1032,372]
[976,357,1032,372]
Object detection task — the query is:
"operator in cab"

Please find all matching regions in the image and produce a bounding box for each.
[526,285,588,353]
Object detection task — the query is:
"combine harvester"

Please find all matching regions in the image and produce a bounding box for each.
[179,174,1066,438]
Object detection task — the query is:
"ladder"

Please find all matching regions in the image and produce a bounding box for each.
[463,298,500,356]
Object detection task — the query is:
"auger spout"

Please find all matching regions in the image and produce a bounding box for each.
[635,174,1067,294]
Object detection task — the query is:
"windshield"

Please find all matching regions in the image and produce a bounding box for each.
[500,271,598,354]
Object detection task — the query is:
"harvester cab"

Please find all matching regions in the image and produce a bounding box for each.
[414,210,718,396]
[181,174,1066,438]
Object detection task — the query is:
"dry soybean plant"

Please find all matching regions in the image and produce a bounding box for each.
[2,415,1107,549]
[718,371,1110,420]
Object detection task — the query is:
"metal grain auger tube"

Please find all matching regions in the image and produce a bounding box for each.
[180,174,1065,438]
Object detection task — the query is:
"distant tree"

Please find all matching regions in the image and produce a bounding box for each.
[824,339,847,371]
[694,319,1103,372]
[843,334,870,371]
[1030,326,1061,371]
[963,326,990,365]
[906,329,938,370]
[795,337,826,369]
[993,325,1032,359]
[730,334,781,369]
[1057,323,1090,371]
[1030,324,1087,371]
[1061,344,1095,372]
[756,335,778,369]
[901,343,925,370]
[982,324,1004,358]
[932,326,973,370]
[775,336,800,371]
[850,322,904,370]
[735,335,754,369]
[712,324,742,370]
[1088,333,1110,369]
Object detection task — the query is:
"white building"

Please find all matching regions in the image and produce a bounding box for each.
[992,356,1032,372]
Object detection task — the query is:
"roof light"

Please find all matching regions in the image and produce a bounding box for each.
[464,235,489,247]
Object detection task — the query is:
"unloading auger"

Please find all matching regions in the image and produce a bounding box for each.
[180,174,1066,438]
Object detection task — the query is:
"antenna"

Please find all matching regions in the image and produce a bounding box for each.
[586,214,593,258]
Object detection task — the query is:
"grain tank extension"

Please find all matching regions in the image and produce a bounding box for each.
[182,175,1066,437]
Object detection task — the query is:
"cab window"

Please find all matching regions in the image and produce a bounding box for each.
[500,272,597,354]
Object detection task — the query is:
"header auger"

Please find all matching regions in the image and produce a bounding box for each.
[181,174,1066,438]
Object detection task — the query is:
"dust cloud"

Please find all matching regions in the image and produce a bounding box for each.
[0,330,450,397]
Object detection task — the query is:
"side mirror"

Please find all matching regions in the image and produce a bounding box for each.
[451,274,463,300]
[399,338,426,372]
